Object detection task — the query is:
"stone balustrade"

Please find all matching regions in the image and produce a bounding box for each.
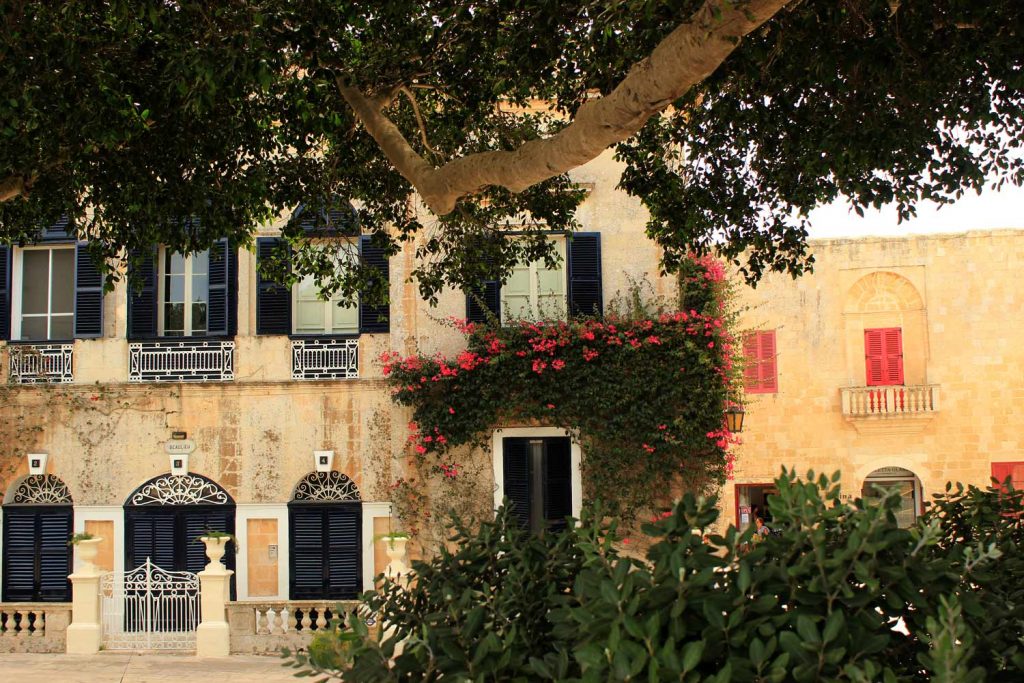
[227,600,362,654]
[841,384,939,417]
[0,604,72,653]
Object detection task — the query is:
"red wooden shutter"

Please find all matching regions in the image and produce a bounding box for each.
[759,331,777,392]
[883,328,904,385]
[865,328,903,386]
[864,329,885,386]
[743,334,760,390]
[991,462,1024,492]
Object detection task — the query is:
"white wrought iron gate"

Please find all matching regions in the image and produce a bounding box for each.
[100,559,200,650]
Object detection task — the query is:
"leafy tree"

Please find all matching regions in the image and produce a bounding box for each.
[2,1,1022,297]
[286,471,1024,681]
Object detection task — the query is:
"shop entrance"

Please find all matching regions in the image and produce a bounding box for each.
[861,467,922,527]
[734,483,778,532]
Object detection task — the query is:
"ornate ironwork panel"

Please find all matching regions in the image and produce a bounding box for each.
[291,471,361,502]
[7,474,73,505]
[128,340,234,382]
[100,559,200,650]
[291,337,358,380]
[8,343,74,384]
[127,474,231,506]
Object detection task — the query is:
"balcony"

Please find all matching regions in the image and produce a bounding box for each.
[8,343,74,384]
[129,340,235,382]
[291,337,359,380]
[840,384,939,434]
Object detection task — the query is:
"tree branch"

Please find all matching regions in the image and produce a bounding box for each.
[338,0,792,216]
[0,174,28,202]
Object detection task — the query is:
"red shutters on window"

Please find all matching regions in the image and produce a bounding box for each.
[743,330,777,394]
[991,462,1024,492]
[864,327,904,386]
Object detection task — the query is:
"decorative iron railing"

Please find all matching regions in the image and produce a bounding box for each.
[129,340,234,382]
[100,559,200,651]
[291,337,359,380]
[841,384,939,417]
[8,343,74,384]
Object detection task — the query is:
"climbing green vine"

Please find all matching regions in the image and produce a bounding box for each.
[383,256,740,515]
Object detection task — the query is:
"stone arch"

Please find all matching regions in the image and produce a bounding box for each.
[845,271,924,314]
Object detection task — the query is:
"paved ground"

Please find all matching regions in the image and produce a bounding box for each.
[0,653,309,682]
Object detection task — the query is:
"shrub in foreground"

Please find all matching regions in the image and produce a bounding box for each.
[286,470,1023,682]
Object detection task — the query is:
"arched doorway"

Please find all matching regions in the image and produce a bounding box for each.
[123,473,236,586]
[288,471,361,600]
[2,474,73,602]
[861,467,923,527]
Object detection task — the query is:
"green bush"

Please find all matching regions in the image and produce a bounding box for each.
[287,471,1023,682]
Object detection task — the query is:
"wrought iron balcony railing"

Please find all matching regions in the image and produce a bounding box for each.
[129,340,234,382]
[8,343,74,384]
[291,337,359,380]
[841,384,939,418]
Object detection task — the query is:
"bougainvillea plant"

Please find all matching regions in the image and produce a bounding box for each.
[383,256,740,515]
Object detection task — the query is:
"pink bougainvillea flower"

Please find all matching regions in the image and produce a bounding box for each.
[551,359,566,371]
[546,403,555,409]
[448,406,455,414]
[415,445,427,455]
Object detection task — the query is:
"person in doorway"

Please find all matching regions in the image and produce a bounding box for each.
[754,516,771,541]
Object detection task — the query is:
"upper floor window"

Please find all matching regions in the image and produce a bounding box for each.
[864,327,903,386]
[500,238,566,323]
[160,249,209,337]
[466,232,602,324]
[14,246,75,341]
[293,246,359,336]
[743,330,777,394]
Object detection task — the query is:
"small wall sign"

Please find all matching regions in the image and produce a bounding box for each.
[164,439,196,455]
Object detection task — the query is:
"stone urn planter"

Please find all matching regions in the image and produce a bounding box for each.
[382,534,410,579]
[199,535,231,570]
[74,537,103,572]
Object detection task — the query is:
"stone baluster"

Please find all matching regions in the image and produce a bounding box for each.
[33,611,45,637]
[315,607,327,631]
[256,607,269,635]
[300,609,312,631]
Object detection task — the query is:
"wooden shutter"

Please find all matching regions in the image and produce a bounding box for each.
[326,505,361,599]
[358,235,390,333]
[2,508,71,602]
[865,328,903,386]
[38,216,73,243]
[543,438,573,533]
[184,509,233,575]
[126,510,176,570]
[74,243,104,338]
[568,233,603,317]
[992,462,1024,492]
[502,438,532,529]
[744,331,777,394]
[0,245,10,340]
[127,247,159,339]
[207,238,232,337]
[290,507,326,599]
[256,237,291,335]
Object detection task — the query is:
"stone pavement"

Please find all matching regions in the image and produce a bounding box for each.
[0,653,308,682]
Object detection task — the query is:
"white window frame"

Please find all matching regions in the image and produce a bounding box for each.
[499,237,567,324]
[290,241,360,336]
[491,427,582,521]
[156,246,209,337]
[10,244,76,341]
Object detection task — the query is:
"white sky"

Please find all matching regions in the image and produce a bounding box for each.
[806,183,1024,239]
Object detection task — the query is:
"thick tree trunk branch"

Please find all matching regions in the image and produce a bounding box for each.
[338,0,791,216]
[0,175,27,202]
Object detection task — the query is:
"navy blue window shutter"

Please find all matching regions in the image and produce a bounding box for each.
[290,507,326,599]
[543,438,573,533]
[2,510,40,601]
[466,253,501,324]
[256,237,291,335]
[327,505,361,599]
[228,241,238,336]
[1,508,71,602]
[0,245,10,340]
[38,216,73,243]
[184,510,234,575]
[127,247,158,339]
[207,238,231,337]
[359,236,390,333]
[38,510,73,601]
[74,243,104,338]
[568,233,603,317]
[502,438,533,529]
[126,511,176,570]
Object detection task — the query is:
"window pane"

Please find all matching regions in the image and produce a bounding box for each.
[503,295,533,321]
[164,303,185,335]
[50,315,73,340]
[21,316,47,340]
[21,250,50,315]
[166,273,185,303]
[331,301,359,333]
[538,293,566,319]
[50,249,75,314]
[296,276,322,302]
[191,273,208,303]
[166,251,186,276]
[296,300,326,333]
[191,303,207,335]
[191,249,209,275]
[537,263,564,296]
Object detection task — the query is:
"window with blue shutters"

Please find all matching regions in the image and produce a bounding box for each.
[466,233,602,323]
[2,474,74,602]
[501,437,573,535]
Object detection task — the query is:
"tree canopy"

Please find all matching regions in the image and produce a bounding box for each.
[1,1,1022,298]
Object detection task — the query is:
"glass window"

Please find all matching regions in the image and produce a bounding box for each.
[500,239,566,323]
[160,249,209,337]
[292,245,359,335]
[15,247,75,341]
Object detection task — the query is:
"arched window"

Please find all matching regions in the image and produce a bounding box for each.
[123,473,235,581]
[861,467,922,528]
[288,472,361,600]
[2,474,73,602]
